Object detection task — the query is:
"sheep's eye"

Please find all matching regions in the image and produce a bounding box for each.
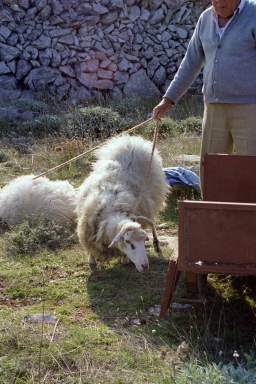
[124,239,135,250]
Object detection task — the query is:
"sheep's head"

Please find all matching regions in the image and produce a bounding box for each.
[108,224,149,273]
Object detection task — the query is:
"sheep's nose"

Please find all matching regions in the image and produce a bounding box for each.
[141,264,149,272]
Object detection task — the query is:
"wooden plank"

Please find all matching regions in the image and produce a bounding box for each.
[160,245,180,318]
[186,271,198,293]
[203,154,256,203]
[178,200,256,274]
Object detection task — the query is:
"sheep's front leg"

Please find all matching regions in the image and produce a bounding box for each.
[121,255,130,265]
[88,254,97,265]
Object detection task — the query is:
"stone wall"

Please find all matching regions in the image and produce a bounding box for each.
[0,0,211,103]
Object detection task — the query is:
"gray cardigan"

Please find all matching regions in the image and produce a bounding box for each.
[164,0,256,104]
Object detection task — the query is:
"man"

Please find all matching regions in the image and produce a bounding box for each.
[152,0,256,191]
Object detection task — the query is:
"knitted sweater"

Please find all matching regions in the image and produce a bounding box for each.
[164,0,256,104]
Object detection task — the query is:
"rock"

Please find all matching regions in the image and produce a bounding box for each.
[0,0,210,101]
[0,74,18,89]
[24,66,60,91]
[123,68,161,99]
[175,154,201,163]
[0,43,20,62]
[152,65,166,85]
[0,25,12,40]
[25,314,59,324]
[16,59,32,80]
[0,61,11,74]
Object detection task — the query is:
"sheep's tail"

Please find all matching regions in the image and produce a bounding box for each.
[131,215,161,254]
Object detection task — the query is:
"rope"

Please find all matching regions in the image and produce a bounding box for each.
[33,117,153,180]
[131,120,159,215]
[33,116,161,254]
[131,120,162,254]
[131,215,161,254]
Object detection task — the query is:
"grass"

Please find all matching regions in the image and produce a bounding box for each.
[0,246,174,383]
[1,95,256,383]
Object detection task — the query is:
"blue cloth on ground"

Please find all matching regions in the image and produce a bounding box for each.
[163,167,201,194]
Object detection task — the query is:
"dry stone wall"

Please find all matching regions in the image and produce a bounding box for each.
[0,0,211,103]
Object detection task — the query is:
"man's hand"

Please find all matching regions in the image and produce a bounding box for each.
[152,97,174,120]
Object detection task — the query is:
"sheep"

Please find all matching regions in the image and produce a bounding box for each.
[76,134,169,273]
[0,174,77,227]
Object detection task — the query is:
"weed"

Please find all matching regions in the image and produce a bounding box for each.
[0,117,14,136]
[179,116,202,134]
[19,115,64,137]
[170,93,204,120]
[64,106,130,139]
[175,360,256,383]
[4,217,78,256]
[10,98,52,114]
[0,148,11,163]
[110,96,157,120]
[142,117,182,139]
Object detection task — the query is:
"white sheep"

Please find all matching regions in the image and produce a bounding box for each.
[0,174,77,227]
[76,135,169,273]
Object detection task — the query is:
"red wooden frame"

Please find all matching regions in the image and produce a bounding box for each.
[160,154,256,317]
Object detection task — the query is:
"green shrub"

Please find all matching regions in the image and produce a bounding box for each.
[19,115,64,136]
[171,94,204,120]
[142,116,202,139]
[63,106,130,139]
[4,218,78,255]
[0,117,14,136]
[142,116,181,138]
[179,116,202,134]
[110,97,157,119]
[176,361,256,383]
[10,98,52,114]
[0,149,11,163]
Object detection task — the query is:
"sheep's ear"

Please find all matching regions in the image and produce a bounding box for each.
[108,232,123,248]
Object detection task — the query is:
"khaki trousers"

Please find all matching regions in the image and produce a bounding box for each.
[200,103,256,193]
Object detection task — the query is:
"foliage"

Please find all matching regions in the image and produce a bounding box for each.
[109,96,157,119]
[10,98,52,114]
[170,93,204,120]
[0,149,11,163]
[179,116,202,134]
[175,360,256,383]
[142,117,182,138]
[19,115,65,137]
[0,117,14,136]
[141,116,202,140]
[221,359,256,383]
[0,96,203,141]
[64,106,130,139]
[4,218,78,255]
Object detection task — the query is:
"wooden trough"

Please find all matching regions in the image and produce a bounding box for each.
[160,154,256,317]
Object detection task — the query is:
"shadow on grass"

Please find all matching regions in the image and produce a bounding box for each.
[85,252,256,363]
[86,250,170,322]
[168,273,256,364]
[207,274,256,350]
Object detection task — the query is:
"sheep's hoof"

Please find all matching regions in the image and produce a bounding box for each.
[88,255,97,265]
[121,256,130,265]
